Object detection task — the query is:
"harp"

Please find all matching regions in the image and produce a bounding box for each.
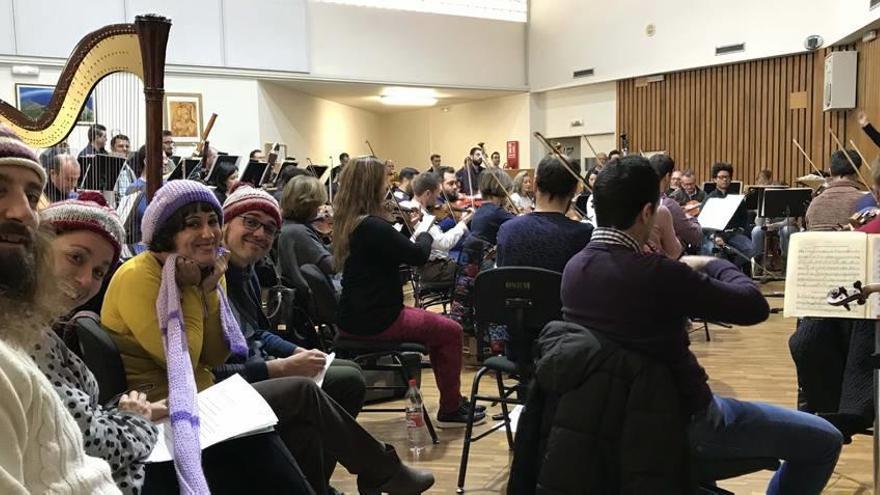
[0,15,171,200]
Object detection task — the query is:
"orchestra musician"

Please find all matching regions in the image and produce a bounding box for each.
[429,153,442,174]
[804,150,864,231]
[333,156,486,427]
[701,162,754,271]
[650,155,702,250]
[279,175,337,278]
[667,169,682,196]
[490,151,502,168]
[392,167,420,202]
[469,168,516,246]
[41,153,80,206]
[249,148,266,161]
[456,147,485,196]
[671,170,707,206]
[409,173,472,286]
[78,124,108,157]
[510,170,535,212]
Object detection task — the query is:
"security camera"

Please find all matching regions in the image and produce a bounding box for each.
[804,35,824,51]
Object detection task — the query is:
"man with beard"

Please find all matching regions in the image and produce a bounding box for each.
[0,126,119,493]
[456,146,485,196]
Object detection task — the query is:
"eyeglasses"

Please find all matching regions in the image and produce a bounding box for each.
[240,215,279,236]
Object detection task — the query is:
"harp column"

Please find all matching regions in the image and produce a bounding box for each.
[135,15,171,202]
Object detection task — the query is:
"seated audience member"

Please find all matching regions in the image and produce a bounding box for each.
[496,155,593,271]
[805,150,866,231]
[219,185,366,417]
[650,155,702,250]
[42,153,80,206]
[510,170,535,212]
[208,158,238,204]
[38,194,314,495]
[101,180,434,494]
[279,175,336,277]
[409,172,472,285]
[562,157,842,494]
[701,162,754,269]
[335,156,485,427]
[469,167,516,246]
[392,167,420,202]
[671,170,706,206]
[0,127,119,493]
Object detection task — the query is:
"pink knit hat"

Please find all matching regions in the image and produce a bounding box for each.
[0,125,47,187]
[222,183,282,227]
[41,191,126,263]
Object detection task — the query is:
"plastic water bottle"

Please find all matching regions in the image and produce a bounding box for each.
[405,379,430,456]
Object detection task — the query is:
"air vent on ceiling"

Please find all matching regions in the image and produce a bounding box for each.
[573,68,595,78]
[716,43,745,55]
[872,0,880,10]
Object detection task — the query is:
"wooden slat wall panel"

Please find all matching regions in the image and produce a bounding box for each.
[617,40,879,185]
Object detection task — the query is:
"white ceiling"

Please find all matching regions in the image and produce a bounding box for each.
[263,79,523,113]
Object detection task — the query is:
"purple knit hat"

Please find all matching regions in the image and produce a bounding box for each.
[0,125,47,187]
[141,180,223,245]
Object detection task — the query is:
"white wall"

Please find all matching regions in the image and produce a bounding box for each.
[257,81,384,170]
[308,1,527,89]
[529,0,844,91]
[380,93,531,169]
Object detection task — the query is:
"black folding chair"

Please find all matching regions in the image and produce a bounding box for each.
[73,316,128,405]
[456,267,562,493]
[299,264,439,444]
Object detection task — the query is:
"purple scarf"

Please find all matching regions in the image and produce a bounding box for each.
[157,254,248,494]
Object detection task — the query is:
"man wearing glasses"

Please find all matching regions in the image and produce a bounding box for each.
[701,162,754,271]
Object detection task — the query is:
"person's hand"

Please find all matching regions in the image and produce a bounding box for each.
[459,210,474,225]
[118,391,152,420]
[857,110,869,128]
[200,250,230,292]
[268,349,327,378]
[173,256,202,288]
[150,399,169,421]
[680,255,716,273]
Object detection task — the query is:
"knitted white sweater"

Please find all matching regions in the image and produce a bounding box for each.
[0,339,120,494]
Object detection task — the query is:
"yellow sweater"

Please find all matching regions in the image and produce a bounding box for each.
[101,252,230,402]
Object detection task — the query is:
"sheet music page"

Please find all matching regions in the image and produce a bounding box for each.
[783,232,868,318]
[313,352,335,387]
[697,195,744,231]
[147,374,278,463]
[866,235,880,319]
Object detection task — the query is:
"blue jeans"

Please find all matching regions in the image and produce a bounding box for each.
[702,232,755,268]
[689,395,843,495]
[751,225,798,259]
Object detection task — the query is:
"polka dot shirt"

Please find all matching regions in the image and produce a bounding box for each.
[32,329,159,495]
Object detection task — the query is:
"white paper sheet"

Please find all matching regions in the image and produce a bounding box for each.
[697,194,744,231]
[147,374,278,463]
[313,352,335,387]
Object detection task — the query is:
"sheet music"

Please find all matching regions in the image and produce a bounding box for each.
[867,236,880,318]
[697,195,744,231]
[147,374,278,463]
[116,191,140,225]
[783,232,868,318]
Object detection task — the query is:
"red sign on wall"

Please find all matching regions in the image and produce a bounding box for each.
[506,140,519,169]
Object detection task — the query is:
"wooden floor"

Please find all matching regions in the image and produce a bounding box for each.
[331,286,875,494]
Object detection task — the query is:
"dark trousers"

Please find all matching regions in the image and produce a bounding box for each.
[321,359,366,419]
[419,258,457,287]
[789,318,874,420]
[143,432,314,494]
[252,377,401,495]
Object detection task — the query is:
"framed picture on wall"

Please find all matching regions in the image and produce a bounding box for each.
[163,92,203,145]
[16,83,97,125]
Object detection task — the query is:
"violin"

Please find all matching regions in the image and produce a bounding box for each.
[384,198,421,236]
[845,208,880,230]
[683,200,702,218]
[430,202,471,223]
[827,281,880,311]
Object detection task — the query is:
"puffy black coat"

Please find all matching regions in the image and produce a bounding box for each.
[509,321,691,494]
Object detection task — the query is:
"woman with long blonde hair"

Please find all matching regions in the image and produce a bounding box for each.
[334,156,485,427]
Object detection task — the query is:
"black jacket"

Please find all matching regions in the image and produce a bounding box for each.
[509,321,690,494]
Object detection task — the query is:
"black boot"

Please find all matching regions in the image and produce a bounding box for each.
[356,447,434,494]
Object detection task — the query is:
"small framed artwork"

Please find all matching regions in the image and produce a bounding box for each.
[16,83,97,124]
[163,92,203,145]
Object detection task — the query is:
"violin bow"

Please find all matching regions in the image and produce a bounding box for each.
[792,139,825,178]
[534,131,590,218]
[365,140,376,157]
[829,128,873,196]
[849,139,873,175]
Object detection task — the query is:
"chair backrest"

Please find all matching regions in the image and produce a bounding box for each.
[74,316,127,405]
[473,267,562,373]
[300,263,339,325]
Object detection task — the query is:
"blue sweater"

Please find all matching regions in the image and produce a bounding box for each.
[470,203,514,245]
[561,243,769,415]
[497,212,593,272]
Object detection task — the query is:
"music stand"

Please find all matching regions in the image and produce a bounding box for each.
[183,158,204,181]
[204,155,239,185]
[170,155,182,166]
[305,164,328,181]
[760,188,812,219]
[745,185,787,210]
[702,181,741,195]
[240,160,271,186]
[78,155,126,192]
